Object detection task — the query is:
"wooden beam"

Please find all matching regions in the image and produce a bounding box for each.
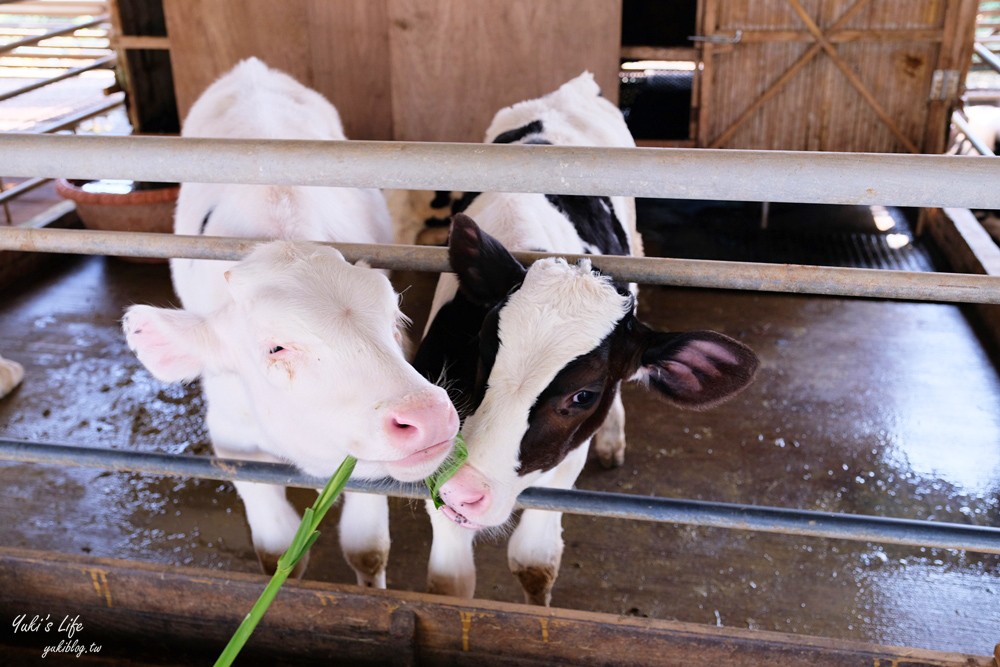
[0,547,993,666]
[732,29,944,43]
[620,45,698,61]
[921,207,1000,351]
[112,34,169,50]
[923,0,980,154]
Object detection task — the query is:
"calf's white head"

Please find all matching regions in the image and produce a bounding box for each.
[123,240,458,481]
[417,215,759,529]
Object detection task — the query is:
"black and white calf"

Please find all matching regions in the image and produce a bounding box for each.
[123,58,458,582]
[412,73,760,605]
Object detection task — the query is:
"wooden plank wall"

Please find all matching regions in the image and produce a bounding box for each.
[387,0,621,142]
[162,0,621,143]
[162,0,392,141]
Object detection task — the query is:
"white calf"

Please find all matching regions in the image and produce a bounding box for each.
[124,58,458,579]
[411,73,759,605]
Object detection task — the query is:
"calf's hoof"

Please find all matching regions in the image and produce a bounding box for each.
[427,573,474,599]
[345,549,388,589]
[594,441,626,469]
[512,564,556,607]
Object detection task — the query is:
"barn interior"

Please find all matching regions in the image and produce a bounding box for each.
[1,1,999,665]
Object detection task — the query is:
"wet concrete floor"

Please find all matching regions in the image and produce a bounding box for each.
[0,214,998,657]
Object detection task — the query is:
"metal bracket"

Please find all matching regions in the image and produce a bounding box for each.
[929,69,962,101]
[689,29,743,44]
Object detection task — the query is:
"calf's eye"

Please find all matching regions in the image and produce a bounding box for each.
[268,345,285,355]
[571,389,598,406]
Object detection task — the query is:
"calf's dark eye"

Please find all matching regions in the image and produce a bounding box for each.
[571,389,598,406]
[268,346,285,355]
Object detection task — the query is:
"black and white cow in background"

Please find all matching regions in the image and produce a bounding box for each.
[409,72,760,605]
[123,58,459,582]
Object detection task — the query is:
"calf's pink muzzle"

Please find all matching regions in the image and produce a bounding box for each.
[438,465,494,530]
[382,388,459,464]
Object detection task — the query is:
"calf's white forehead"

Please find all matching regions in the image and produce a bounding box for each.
[227,241,401,339]
[489,258,631,404]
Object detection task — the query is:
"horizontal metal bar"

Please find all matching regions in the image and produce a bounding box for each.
[974,42,1000,76]
[0,53,114,104]
[2,439,998,555]
[0,14,105,55]
[3,133,999,208]
[0,175,47,205]
[2,227,1000,304]
[952,111,997,156]
[30,92,122,134]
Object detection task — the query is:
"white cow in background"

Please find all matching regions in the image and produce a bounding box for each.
[123,58,458,581]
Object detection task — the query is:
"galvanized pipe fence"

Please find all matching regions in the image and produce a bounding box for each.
[1,133,999,556]
[5,133,1000,208]
[4,439,1000,555]
[3,226,1000,304]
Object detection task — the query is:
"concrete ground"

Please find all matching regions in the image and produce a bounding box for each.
[0,209,997,658]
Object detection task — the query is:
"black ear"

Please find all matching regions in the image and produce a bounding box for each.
[448,213,527,306]
[634,330,759,410]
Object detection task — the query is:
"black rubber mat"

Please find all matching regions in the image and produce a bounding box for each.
[637,199,948,273]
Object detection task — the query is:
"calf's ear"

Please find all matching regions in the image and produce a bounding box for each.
[122,305,214,383]
[448,213,527,305]
[631,330,759,410]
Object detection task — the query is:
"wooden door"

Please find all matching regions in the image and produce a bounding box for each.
[696,0,978,153]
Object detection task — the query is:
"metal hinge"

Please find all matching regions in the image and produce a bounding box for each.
[929,69,961,101]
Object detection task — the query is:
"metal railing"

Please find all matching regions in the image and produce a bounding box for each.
[0,6,118,223]
[1,226,1000,304]
[1,134,998,558]
[4,134,999,209]
[4,438,999,555]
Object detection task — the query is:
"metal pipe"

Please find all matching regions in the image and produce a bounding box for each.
[2,439,998,555]
[952,111,996,157]
[0,54,115,104]
[3,133,999,209]
[3,226,1000,304]
[0,176,48,205]
[0,15,106,55]
[974,42,1000,76]
[32,94,123,134]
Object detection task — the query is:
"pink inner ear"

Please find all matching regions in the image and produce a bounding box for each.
[673,346,723,378]
[689,340,739,365]
[661,361,702,393]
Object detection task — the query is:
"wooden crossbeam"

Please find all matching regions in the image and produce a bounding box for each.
[786,0,921,153]
[708,0,870,148]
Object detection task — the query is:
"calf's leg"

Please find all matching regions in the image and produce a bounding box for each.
[205,374,307,577]
[508,443,589,605]
[214,444,308,578]
[339,492,390,588]
[426,501,476,598]
[592,387,626,468]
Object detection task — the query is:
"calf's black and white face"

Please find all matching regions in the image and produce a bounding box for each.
[415,214,759,530]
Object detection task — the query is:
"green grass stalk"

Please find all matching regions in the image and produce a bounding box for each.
[213,455,357,667]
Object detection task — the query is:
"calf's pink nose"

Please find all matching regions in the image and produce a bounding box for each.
[439,466,491,519]
[383,390,458,453]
